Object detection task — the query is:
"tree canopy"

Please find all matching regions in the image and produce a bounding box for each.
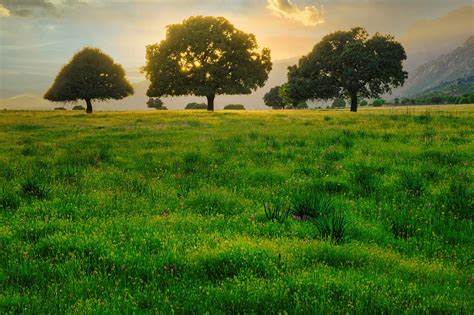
[263,86,285,109]
[286,27,407,112]
[142,16,272,111]
[44,47,134,113]
[147,97,164,109]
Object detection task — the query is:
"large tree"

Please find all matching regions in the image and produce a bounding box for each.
[287,27,407,112]
[142,16,272,111]
[44,47,134,114]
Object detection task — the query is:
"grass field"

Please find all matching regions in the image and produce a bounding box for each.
[1,106,473,313]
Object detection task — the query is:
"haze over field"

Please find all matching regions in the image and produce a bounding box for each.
[0,1,473,109]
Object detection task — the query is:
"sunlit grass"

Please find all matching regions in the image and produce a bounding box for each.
[0,105,473,313]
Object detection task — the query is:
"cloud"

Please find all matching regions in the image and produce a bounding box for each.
[0,0,87,17]
[0,4,10,17]
[267,0,325,26]
[0,0,58,17]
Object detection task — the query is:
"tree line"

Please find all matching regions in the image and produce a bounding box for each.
[45,17,406,113]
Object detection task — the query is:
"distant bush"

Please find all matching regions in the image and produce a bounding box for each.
[224,104,246,110]
[331,98,346,108]
[54,107,66,111]
[72,105,85,111]
[359,100,368,106]
[185,102,207,110]
[296,102,308,109]
[469,93,474,104]
[372,99,384,107]
[431,96,443,104]
[147,97,165,110]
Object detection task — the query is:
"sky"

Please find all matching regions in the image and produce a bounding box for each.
[0,0,473,98]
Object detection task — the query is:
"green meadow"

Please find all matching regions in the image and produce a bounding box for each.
[0,106,473,313]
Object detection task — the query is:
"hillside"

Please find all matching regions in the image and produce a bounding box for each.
[400,36,474,97]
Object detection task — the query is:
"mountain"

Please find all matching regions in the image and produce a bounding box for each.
[400,6,474,72]
[399,36,474,97]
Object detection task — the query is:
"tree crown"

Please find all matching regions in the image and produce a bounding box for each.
[143,16,272,98]
[263,86,285,109]
[287,27,407,102]
[44,47,133,102]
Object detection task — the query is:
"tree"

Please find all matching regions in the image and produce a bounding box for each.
[143,16,272,111]
[394,98,400,105]
[185,102,208,110]
[44,47,134,114]
[287,27,407,112]
[264,86,285,109]
[332,98,346,108]
[279,83,304,109]
[147,97,164,109]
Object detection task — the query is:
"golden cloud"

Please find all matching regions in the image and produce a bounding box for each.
[0,4,10,17]
[267,0,324,27]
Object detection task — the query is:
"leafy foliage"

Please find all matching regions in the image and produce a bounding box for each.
[185,102,208,110]
[372,99,385,107]
[44,47,134,113]
[223,104,245,110]
[287,27,407,112]
[143,16,272,111]
[332,98,346,108]
[263,86,285,109]
[147,97,165,110]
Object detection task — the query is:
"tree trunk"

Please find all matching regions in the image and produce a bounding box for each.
[350,93,358,112]
[85,99,93,114]
[206,94,215,111]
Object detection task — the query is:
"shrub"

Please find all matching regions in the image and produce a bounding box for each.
[331,98,346,108]
[224,104,245,110]
[431,96,443,104]
[72,105,85,111]
[185,102,207,110]
[54,107,66,111]
[359,100,368,106]
[372,99,384,107]
[223,104,245,110]
[296,102,308,109]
